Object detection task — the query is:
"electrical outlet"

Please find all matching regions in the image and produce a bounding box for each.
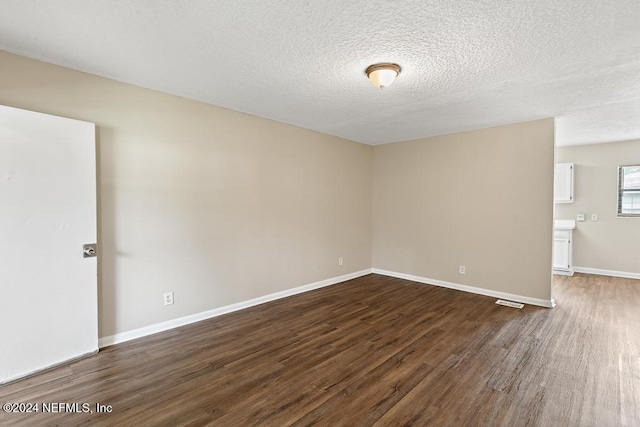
[164,292,174,306]
[459,265,466,274]
[576,213,585,222]
[591,213,598,221]
[338,257,343,266]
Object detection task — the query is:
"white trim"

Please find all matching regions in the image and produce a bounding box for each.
[98,269,373,348]
[372,268,555,308]
[1,350,98,385]
[573,267,640,280]
[552,270,574,276]
[99,266,564,348]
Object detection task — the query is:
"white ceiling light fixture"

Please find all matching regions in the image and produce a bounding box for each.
[365,63,401,89]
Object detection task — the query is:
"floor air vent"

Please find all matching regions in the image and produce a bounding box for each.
[495,299,524,309]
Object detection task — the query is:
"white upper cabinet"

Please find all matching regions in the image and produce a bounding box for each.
[554,163,574,203]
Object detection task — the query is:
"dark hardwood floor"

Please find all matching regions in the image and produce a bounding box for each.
[1,273,639,426]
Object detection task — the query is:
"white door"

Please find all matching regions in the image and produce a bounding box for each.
[0,105,97,384]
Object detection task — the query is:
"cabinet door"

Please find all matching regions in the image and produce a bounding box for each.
[554,163,574,203]
[553,237,570,270]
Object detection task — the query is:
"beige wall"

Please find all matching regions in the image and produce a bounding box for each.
[372,120,555,301]
[555,140,640,274]
[1,50,559,340]
[0,51,373,337]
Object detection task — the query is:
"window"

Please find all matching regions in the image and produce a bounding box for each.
[618,165,640,216]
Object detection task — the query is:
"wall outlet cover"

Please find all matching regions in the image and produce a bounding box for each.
[577,213,585,222]
[164,292,174,306]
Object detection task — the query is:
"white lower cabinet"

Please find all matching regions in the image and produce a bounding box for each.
[553,229,573,275]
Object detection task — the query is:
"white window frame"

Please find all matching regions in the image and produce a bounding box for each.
[617,165,640,217]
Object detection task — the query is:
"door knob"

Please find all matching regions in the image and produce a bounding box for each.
[83,243,97,258]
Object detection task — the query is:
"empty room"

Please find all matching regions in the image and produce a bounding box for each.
[1,1,639,426]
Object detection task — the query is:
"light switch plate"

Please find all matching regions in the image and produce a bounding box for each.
[577,214,585,222]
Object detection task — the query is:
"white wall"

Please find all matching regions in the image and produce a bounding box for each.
[555,140,640,275]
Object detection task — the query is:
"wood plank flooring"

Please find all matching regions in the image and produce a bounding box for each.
[1,273,639,426]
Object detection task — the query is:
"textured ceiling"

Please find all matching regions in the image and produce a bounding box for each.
[0,0,639,146]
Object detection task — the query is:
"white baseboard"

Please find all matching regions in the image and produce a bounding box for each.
[573,267,640,280]
[552,270,574,276]
[100,266,561,348]
[98,269,373,348]
[1,350,98,385]
[372,268,555,308]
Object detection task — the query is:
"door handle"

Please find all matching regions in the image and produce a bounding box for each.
[83,243,97,258]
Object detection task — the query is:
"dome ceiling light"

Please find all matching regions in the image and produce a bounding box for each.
[365,63,401,89]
